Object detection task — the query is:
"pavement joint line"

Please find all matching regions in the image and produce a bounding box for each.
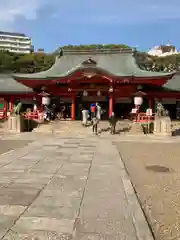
[0,142,45,169]
[117,146,155,240]
[0,161,65,240]
[72,147,96,239]
[1,149,14,156]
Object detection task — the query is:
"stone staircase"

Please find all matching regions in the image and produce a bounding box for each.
[53,121,93,137]
[32,122,54,133]
[32,120,133,137]
[32,121,93,137]
[127,122,144,135]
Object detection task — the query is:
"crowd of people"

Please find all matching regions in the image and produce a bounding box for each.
[81,102,117,135]
[42,102,117,135]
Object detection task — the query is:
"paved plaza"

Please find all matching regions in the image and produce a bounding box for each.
[117,141,180,240]
[0,122,154,240]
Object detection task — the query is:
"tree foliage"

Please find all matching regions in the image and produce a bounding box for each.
[0,51,55,73]
[0,45,180,74]
[135,51,180,72]
[59,44,130,50]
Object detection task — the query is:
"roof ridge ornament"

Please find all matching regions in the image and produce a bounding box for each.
[62,48,134,55]
[82,58,97,66]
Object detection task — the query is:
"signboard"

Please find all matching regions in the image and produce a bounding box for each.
[116,98,132,103]
[162,99,176,104]
[82,96,106,102]
[146,108,153,116]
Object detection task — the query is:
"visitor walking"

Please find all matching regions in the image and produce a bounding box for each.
[51,104,56,120]
[96,102,102,120]
[90,103,96,119]
[109,112,117,134]
[44,105,51,121]
[92,116,99,135]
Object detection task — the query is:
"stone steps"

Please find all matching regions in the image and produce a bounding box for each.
[128,122,144,135]
[32,122,53,133]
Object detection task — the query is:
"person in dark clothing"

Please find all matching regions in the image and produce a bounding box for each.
[109,112,117,134]
[51,104,56,120]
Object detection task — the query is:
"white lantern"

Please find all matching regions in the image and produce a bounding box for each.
[97,91,101,96]
[42,96,50,105]
[134,96,143,106]
[109,86,113,93]
[83,91,88,96]
[33,104,37,111]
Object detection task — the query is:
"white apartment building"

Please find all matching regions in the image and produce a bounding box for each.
[148,43,178,57]
[0,31,33,54]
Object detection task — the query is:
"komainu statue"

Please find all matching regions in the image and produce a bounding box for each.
[156,102,169,117]
[12,102,22,115]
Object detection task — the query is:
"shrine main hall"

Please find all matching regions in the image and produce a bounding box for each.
[0,48,180,119]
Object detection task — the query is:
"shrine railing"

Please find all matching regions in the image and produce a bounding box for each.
[22,111,43,121]
[0,111,7,119]
[136,113,155,123]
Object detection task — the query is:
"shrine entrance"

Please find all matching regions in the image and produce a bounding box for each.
[75,95,109,120]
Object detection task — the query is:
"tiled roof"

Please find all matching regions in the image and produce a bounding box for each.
[0,74,32,93]
[13,49,174,80]
[163,73,180,91]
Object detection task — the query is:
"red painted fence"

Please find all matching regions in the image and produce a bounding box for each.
[136,113,155,123]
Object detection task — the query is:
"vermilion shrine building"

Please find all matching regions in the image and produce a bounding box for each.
[0,48,180,119]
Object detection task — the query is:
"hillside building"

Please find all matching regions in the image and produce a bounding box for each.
[0,31,33,54]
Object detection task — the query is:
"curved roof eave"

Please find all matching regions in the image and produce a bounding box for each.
[13,70,176,81]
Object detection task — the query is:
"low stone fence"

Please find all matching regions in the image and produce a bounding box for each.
[154,116,172,136]
[7,115,39,133]
[139,116,172,136]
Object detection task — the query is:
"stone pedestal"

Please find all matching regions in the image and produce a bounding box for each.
[8,115,25,133]
[154,116,172,136]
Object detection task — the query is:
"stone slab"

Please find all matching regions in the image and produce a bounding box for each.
[0,131,154,239]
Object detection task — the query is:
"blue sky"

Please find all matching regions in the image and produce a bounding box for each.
[1,0,180,52]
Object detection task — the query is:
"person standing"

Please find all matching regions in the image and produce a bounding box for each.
[90,103,96,119]
[44,105,51,121]
[109,112,117,134]
[92,116,99,135]
[96,102,102,120]
[51,104,56,120]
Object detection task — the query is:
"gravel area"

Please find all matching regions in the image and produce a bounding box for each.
[0,140,32,155]
[117,142,180,240]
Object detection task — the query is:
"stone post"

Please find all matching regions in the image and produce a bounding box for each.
[8,115,25,133]
[154,116,172,136]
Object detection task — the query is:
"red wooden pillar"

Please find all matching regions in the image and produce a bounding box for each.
[71,95,75,120]
[3,100,7,118]
[148,98,154,109]
[109,94,113,117]
[9,99,13,112]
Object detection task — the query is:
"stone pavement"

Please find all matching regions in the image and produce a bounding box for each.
[117,141,180,240]
[32,120,131,137]
[0,134,153,239]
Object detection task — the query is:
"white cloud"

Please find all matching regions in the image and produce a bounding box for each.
[0,0,47,29]
[0,0,180,30]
